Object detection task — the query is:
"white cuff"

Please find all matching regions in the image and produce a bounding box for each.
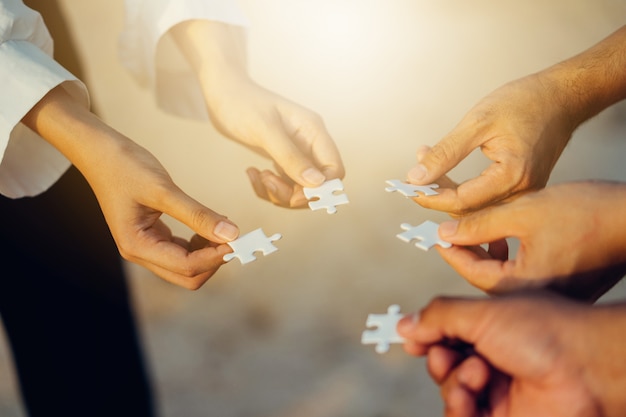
[119,0,248,120]
[0,40,89,198]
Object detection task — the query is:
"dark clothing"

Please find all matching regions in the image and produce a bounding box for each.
[0,166,155,416]
[1,1,155,415]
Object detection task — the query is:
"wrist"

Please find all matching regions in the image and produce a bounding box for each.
[539,26,626,129]
[536,64,595,132]
[170,20,249,91]
[21,84,132,178]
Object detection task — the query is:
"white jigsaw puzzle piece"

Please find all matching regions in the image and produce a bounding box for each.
[397,220,452,251]
[303,178,349,214]
[223,228,282,265]
[385,179,439,197]
[361,304,406,354]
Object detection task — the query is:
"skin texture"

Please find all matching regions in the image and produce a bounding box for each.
[171,20,345,209]
[22,85,237,290]
[19,20,344,289]
[398,292,626,417]
[434,181,626,297]
[407,25,626,216]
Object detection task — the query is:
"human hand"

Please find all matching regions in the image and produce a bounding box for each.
[83,139,240,290]
[23,85,239,290]
[171,21,344,209]
[206,74,345,208]
[406,73,576,216]
[407,25,626,217]
[434,181,626,297]
[397,292,626,417]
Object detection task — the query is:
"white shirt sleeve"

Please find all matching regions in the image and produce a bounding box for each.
[0,0,89,198]
[119,0,248,120]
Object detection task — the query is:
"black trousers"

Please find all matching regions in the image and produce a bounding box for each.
[2,2,154,414]
[0,166,155,416]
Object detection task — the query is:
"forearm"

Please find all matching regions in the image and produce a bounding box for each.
[539,25,626,128]
[169,20,249,92]
[21,85,131,183]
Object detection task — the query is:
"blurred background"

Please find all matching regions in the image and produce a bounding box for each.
[1,0,626,416]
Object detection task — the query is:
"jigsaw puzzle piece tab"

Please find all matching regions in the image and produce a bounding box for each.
[397,220,452,251]
[385,179,439,197]
[223,228,282,265]
[303,178,349,214]
[361,304,407,354]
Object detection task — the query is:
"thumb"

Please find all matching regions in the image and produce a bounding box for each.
[398,296,492,347]
[408,130,476,185]
[438,204,517,246]
[159,187,239,244]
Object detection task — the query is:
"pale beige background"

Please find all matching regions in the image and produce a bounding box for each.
[1,1,626,416]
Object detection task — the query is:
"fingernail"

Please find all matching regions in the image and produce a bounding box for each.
[397,313,419,333]
[302,168,326,186]
[439,220,459,238]
[407,164,428,182]
[214,221,239,241]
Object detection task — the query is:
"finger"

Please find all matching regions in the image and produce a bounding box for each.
[428,345,465,384]
[440,357,491,417]
[262,125,327,188]
[408,174,462,213]
[260,169,295,206]
[438,205,521,247]
[406,172,509,217]
[400,313,431,356]
[443,385,479,417]
[454,356,491,394]
[408,186,467,216]
[246,167,270,201]
[189,233,221,251]
[409,148,525,216]
[260,170,309,208]
[402,339,430,356]
[156,185,239,244]
[451,160,526,214]
[486,370,511,415]
[487,239,509,261]
[407,127,478,186]
[403,296,493,347]
[288,185,309,208]
[303,118,345,180]
[408,177,508,217]
[129,242,232,290]
[435,244,514,292]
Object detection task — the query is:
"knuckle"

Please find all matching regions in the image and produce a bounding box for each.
[114,239,134,262]
[427,143,454,164]
[424,296,452,314]
[190,208,219,231]
[449,202,475,217]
